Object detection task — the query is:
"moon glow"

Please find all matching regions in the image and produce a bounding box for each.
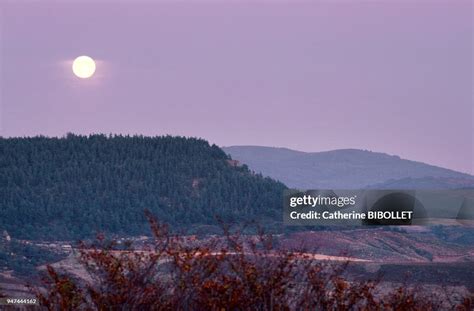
[72,56,96,79]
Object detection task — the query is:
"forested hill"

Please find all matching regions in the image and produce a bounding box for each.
[0,135,286,240]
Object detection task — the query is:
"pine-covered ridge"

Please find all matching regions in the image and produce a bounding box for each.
[0,134,287,240]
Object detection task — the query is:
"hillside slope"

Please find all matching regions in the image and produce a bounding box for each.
[368,176,474,189]
[0,135,286,240]
[223,146,473,189]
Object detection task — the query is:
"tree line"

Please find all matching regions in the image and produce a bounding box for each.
[0,134,286,240]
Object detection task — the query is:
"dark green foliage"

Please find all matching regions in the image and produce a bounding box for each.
[0,134,286,240]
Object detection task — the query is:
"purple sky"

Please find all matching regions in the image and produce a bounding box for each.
[1,1,472,174]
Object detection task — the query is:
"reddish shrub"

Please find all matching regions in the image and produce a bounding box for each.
[33,212,473,310]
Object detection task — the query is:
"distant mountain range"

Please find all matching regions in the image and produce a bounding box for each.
[222,146,474,189]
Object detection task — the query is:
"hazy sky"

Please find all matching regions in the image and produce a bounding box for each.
[1,1,472,173]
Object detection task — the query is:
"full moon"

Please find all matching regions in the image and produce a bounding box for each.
[72,56,96,79]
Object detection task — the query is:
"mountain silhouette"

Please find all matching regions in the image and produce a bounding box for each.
[223,146,473,189]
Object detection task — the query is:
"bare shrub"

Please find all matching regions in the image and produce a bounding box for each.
[34,212,474,310]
